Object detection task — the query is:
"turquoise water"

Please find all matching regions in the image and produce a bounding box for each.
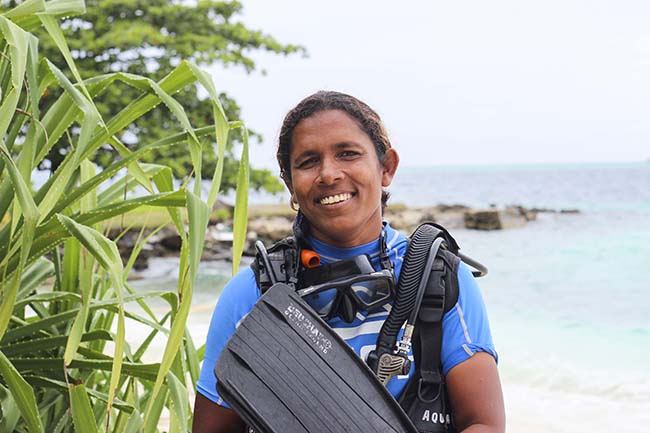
[392,162,650,432]
[142,162,650,432]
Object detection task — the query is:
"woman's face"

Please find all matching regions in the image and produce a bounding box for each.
[286,109,399,247]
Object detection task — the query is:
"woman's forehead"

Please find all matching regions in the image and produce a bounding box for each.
[292,110,370,147]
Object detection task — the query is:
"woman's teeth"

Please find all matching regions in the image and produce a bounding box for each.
[319,193,352,205]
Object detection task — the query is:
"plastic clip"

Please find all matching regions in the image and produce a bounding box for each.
[417,370,442,403]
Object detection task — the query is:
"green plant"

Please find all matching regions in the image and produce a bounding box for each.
[15,0,303,194]
[0,1,248,431]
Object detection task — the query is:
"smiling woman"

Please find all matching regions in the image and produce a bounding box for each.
[284,109,399,247]
[192,91,505,433]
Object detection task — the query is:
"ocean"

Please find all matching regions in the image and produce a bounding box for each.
[393,163,650,433]
[133,162,650,432]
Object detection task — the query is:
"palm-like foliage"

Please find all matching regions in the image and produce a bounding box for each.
[0,1,249,431]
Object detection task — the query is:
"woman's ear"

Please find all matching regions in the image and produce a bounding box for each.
[282,173,294,195]
[381,148,399,187]
[283,175,299,208]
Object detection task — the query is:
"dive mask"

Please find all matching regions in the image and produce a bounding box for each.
[297,254,395,323]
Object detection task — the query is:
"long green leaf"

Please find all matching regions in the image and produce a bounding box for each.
[69,383,99,433]
[24,376,133,413]
[0,331,111,357]
[16,257,54,300]
[123,409,143,433]
[9,358,160,382]
[0,383,20,432]
[0,87,20,147]
[0,144,40,339]
[78,62,196,163]
[186,190,210,289]
[166,371,189,429]
[39,14,92,103]
[45,0,86,15]
[231,125,250,275]
[0,351,44,433]
[143,190,208,428]
[186,62,229,207]
[63,253,92,366]
[151,164,185,236]
[0,15,28,90]
[184,327,200,386]
[52,215,126,415]
[2,291,168,344]
[56,215,123,287]
[107,135,154,194]
[142,386,168,433]
[36,60,101,222]
[107,306,125,416]
[13,291,79,312]
[2,0,46,19]
[4,0,84,31]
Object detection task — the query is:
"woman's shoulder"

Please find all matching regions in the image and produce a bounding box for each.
[216,266,260,315]
[383,221,408,251]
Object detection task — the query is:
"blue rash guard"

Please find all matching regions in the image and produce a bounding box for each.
[197,222,497,407]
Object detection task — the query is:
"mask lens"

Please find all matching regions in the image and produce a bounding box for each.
[302,287,337,316]
[351,278,391,309]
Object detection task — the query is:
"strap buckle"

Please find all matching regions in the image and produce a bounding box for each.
[417,370,443,403]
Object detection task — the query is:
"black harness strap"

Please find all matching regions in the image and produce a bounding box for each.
[416,256,447,402]
[398,246,460,433]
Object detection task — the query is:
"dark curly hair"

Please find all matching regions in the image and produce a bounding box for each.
[277,91,392,209]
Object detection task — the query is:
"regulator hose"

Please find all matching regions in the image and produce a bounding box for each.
[367,224,441,371]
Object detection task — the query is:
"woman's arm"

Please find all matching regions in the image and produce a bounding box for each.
[446,352,505,433]
[191,269,260,433]
[192,392,246,433]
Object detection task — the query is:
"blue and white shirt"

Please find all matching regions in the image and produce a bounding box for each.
[197,222,497,406]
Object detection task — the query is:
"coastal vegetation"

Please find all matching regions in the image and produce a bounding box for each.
[29,0,304,194]
[0,1,262,431]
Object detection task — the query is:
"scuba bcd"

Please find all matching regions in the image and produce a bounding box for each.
[250,222,487,433]
[254,229,396,323]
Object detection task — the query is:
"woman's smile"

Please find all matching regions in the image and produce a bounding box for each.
[317,192,355,206]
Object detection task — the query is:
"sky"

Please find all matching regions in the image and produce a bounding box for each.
[208,0,650,169]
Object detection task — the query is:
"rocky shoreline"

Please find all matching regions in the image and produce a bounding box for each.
[119,203,579,270]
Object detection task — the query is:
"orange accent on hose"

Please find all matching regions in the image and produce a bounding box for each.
[301,249,321,269]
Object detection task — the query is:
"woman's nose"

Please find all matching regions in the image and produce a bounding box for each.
[317,158,343,184]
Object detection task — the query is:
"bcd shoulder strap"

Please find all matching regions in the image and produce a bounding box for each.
[398,223,460,433]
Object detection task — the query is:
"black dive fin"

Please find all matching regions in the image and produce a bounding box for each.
[215,282,418,433]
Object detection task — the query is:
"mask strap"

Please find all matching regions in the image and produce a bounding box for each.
[379,228,393,272]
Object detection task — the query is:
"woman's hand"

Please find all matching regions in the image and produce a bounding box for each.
[446,352,506,433]
[192,392,246,433]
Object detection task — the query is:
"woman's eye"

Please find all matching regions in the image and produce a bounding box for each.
[296,157,317,169]
[339,150,359,158]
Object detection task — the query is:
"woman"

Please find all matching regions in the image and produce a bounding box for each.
[193,91,505,433]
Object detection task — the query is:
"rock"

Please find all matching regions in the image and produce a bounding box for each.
[116,231,152,270]
[499,207,532,229]
[530,207,556,213]
[511,206,537,222]
[560,208,580,214]
[417,209,437,223]
[464,210,502,230]
[158,232,183,251]
[131,247,152,270]
[464,207,535,230]
[430,204,468,229]
[435,203,470,213]
[384,207,426,233]
[247,215,293,244]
